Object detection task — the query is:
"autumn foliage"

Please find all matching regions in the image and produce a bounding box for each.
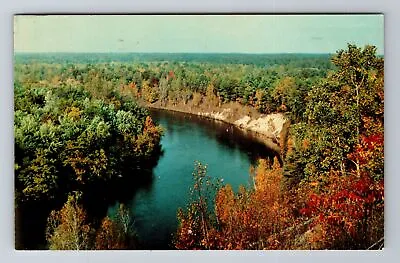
[298,171,384,249]
[174,159,297,250]
[45,192,93,250]
[16,44,383,250]
[46,194,137,250]
[95,204,137,250]
[175,44,384,250]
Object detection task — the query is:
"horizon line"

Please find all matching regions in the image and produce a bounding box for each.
[14,51,336,55]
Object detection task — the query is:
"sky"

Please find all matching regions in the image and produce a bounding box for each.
[14,15,384,54]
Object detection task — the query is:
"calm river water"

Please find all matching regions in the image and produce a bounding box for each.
[107,109,276,249]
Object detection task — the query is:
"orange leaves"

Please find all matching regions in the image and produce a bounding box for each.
[133,116,162,158]
[144,115,154,129]
[253,158,281,193]
[174,206,204,250]
[143,116,162,138]
[215,185,234,224]
[175,158,296,250]
[302,139,310,150]
[95,217,121,249]
[95,214,135,250]
[177,150,383,249]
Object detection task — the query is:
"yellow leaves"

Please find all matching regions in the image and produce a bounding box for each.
[48,196,137,250]
[255,89,265,101]
[64,150,89,182]
[253,158,282,196]
[66,106,82,120]
[303,224,327,249]
[89,149,108,177]
[46,193,93,250]
[271,76,296,111]
[63,147,109,183]
[140,80,159,103]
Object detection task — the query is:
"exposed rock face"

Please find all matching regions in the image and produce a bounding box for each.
[196,109,288,142]
[197,108,232,122]
[234,113,288,140]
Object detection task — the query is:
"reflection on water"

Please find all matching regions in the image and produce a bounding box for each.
[15,109,277,250]
[108,109,277,249]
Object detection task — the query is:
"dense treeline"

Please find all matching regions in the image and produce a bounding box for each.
[15,45,383,250]
[15,68,162,203]
[174,44,384,250]
[15,52,334,123]
[14,57,163,249]
[130,58,331,123]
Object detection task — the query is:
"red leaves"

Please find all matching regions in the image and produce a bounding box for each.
[167,70,175,80]
[299,207,311,217]
[348,133,384,167]
[363,134,384,148]
[308,194,321,207]
[300,171,384,246]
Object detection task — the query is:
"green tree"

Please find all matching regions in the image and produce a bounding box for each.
[158,76,169,105]
[15,66,163,204]
[287,44,384,180]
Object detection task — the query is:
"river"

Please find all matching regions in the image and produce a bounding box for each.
[107,108,277,249]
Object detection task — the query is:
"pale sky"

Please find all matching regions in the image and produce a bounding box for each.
[14,15,384,54]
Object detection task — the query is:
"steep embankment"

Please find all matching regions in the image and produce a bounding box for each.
[147,102,288,155]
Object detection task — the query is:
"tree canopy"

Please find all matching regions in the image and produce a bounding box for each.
[174,44,384,250]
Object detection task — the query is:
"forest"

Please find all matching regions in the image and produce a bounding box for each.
[14,44,384,250]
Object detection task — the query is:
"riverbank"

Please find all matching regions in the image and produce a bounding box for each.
[146,101,288,155]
